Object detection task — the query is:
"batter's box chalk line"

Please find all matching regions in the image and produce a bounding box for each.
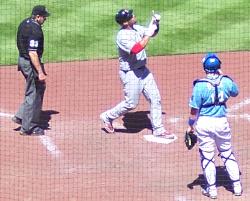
[143,134,177,144]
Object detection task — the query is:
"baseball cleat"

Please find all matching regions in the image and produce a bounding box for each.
[233,182,242,196]
[234,191,242,196]
[202,187,217,199]
[100,113,115,133]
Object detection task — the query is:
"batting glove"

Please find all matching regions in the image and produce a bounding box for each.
[152,10,161,22]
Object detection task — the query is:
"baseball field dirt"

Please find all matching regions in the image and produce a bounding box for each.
[0,52,249,201]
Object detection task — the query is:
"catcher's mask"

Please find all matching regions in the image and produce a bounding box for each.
[202,53,221,73]
[115,9,133,25]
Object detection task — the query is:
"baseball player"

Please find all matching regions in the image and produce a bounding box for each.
[187,53,242,199]
[12,5,50,135]
[100,9,174,139]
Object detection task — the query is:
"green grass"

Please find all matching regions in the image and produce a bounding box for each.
[0,0,250,65]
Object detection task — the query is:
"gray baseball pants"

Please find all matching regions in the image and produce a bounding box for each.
[15,56,46,132]
[104,66,166,135]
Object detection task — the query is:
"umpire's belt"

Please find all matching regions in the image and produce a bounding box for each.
[19,55,30,60]
[19,55,42,61]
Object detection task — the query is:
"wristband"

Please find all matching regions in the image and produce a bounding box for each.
[131,43,144,54]
[188,118,196,126]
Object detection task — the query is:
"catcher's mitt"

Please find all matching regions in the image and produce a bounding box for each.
[184,130,197,150]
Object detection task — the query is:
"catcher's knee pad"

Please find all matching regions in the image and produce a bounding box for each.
[199,149,215,169]
[199,149,216,186]
[219,149,236,164]
[219,149,241,182]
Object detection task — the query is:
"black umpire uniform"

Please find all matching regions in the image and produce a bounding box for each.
[13,5,50,135]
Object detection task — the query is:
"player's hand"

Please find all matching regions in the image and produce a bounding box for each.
[184,128,197,150]
[152,10,161,22]
[145,18,158,37]
[186,126,194,133]
[145,11,160,37]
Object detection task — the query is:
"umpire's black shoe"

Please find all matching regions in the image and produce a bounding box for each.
[12,116,22,125]
[20,127,45,136]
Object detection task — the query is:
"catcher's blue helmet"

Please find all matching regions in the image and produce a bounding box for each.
[202,53,221,73]
[115,9,133,25]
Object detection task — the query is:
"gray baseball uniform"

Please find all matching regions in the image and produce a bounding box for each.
[15,57,46,131]
[103,24,166,135]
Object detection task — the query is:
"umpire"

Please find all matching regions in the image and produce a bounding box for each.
[12,5,50,135]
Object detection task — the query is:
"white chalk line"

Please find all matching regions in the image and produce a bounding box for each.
[175,195,187,201]
[0,112,13,118]
[0,111,61,158]
[228,97,250,112]
[2,97,250,155]
[38,136,61,157]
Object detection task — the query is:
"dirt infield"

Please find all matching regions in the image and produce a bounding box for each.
[0,52,249,201]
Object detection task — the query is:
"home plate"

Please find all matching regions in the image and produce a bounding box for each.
[143,134,177,144]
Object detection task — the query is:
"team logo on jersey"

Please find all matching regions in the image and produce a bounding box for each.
[29,40,38,48]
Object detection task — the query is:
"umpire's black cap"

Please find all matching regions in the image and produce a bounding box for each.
[32,5,50,17]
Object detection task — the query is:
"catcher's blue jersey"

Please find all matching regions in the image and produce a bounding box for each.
[189,75,239,117]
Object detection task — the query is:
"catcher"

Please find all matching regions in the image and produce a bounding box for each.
[186,53,242,199]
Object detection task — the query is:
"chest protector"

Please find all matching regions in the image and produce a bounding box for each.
[193,75,232,108]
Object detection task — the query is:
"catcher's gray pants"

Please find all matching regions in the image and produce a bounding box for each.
[15,57,46,132]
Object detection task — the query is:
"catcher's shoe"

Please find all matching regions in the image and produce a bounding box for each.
[100,113,114,133]
[233,182,242,196]
[153,130,175,139]
[202,186,217,199]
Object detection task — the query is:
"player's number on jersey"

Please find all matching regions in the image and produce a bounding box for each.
[211,91,225,103]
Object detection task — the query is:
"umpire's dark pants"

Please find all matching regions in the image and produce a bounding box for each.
[15,57,46,132]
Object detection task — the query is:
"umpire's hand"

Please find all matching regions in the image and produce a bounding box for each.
[38,71,47,81]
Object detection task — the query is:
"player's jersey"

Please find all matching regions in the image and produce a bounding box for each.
[189,74,239,117]
[17,18,44,59]
[116,24,147,71]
